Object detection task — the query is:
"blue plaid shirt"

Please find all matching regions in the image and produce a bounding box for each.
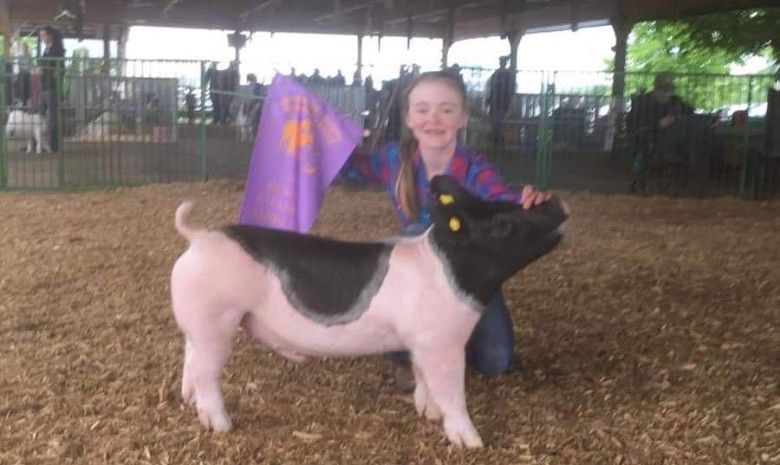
[341,142,522,228]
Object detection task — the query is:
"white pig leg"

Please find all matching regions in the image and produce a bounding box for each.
[181,338,196,405]
[34,129,42,154]
[188,335,235,432]
[176,308,243,432]
[40,136,51,154]
[413,350,483,448]
[35,127,51,153]
[411,363,441,420]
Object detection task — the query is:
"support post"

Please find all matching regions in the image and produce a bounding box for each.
[611,16,632,109]
[116,26,128,80]
[228,30,247,74]
[356,33,363,83]
[0,0,11,111]
[441,9,454,69]
[608,16,634,153]
[507,29,524,74]
[0,0,8,187]
[102,24,112,75]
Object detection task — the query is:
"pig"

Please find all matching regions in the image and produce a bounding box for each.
[5,110,50,154]
[234,102,252,142]
[170,175,567,448]
[235,101,260,142]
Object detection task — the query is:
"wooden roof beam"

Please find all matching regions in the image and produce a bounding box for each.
[314,0,383,22]
[163,0,186,15]
[240,0,279,20]
[378,0,495,25]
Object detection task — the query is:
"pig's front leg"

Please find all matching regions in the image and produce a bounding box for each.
[413,350,483,448]
[411,363,441,420]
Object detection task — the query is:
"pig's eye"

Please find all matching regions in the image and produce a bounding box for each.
[490,217,514,238]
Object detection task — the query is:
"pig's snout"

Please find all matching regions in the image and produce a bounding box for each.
[529,196,568,234]
[560,198,570,216]
[556,199,569,234]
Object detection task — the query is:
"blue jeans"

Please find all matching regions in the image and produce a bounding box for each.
[38,89,60,152]
[384,224,516,376]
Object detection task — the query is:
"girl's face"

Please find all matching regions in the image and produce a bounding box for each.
[405,80,468,154]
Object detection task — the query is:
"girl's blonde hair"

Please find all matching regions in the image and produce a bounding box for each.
[394,71,468,221]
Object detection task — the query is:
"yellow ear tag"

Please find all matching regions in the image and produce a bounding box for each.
[449,217,461,232]
[439,194,454,205]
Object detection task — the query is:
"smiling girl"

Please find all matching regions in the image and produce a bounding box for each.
[342,70,549,390]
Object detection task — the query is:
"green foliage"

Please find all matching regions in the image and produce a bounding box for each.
[611,18,777,111]
[0,36,38,58]
[557,84,610,96]
[69,47,104,76]
[625,22,741,75]
[676,8,780,68]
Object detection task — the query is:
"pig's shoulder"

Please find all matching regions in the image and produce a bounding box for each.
[221,225,393,326]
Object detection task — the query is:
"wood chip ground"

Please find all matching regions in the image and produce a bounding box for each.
[1,181,778,464]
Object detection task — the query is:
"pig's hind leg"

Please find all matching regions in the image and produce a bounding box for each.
[34,126,51,154]
[176,306,244,432]
[180,337,196,405]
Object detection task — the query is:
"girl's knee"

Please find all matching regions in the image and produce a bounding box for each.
[469,345,514,377]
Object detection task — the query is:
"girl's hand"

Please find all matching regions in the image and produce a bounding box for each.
[520,185,552,210]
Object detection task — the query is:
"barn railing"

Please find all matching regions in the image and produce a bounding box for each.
[0,57,777,199]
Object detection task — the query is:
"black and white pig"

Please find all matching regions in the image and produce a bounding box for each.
[170,175,568,448]
[6,109,50,154]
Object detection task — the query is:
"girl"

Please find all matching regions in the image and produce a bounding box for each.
[341,70,548,390]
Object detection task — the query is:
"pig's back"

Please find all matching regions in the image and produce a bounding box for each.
[222,225,393,326]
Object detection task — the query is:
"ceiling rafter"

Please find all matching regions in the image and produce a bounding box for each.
[5,0,779,42]
[240,0,280,19]
[313,0,385,22]
[163,0,185,15]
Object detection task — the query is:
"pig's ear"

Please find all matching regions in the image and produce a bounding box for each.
[429,175,466,201]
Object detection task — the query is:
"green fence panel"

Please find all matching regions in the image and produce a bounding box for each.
[0,56,775,199]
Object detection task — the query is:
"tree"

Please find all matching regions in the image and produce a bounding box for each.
[675,8,780,72]
[625,22,741,75]
[614,20,775,111]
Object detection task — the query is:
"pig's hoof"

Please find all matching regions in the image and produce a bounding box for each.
[418,402,441,421]
[277,350,307,363]
[181,381,196,405]
[444,420,483,448]
[198,409,232,432]
[182,389,196,406]
[414,387,441,420]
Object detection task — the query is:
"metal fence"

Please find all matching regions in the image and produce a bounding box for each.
[459,68,779,198]
[1,58,778,199]
[0,57,367,190]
